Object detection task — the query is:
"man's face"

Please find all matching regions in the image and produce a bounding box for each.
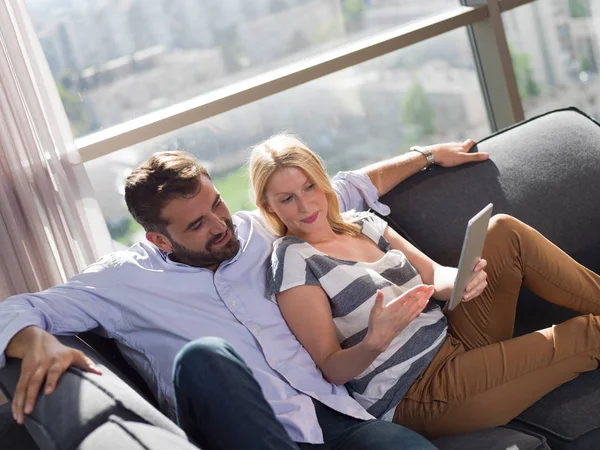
[148,176,240,270]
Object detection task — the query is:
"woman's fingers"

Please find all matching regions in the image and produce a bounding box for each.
[464,262,488,301]
[409,295,430,319]
[464,275,488,301]
[397,285,434,307]
[474,258,487,271]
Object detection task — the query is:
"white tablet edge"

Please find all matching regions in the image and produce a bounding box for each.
[446,203,494,312]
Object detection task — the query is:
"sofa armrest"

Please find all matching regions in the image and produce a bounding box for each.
[0,336,185,450]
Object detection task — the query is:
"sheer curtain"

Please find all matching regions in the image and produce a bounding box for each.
[0,0,114,299]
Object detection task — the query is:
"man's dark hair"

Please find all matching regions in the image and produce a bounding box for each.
[125,151,210,233]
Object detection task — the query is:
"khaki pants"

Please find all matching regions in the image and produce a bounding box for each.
[393,214,600,439]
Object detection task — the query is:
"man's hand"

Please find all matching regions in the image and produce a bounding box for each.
[428,139,489,168]
[6,326,101,424]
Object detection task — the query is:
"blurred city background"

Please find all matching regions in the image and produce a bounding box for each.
[26,0,600,245]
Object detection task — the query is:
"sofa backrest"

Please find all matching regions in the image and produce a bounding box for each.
[381,107,600,334]
[78,331,158,408]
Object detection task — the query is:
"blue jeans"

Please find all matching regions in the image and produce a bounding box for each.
[172,337,437,450]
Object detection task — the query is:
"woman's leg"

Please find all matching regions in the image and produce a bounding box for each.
[394,214,600,438]
[395,314,600,439]
[448,214,600,350]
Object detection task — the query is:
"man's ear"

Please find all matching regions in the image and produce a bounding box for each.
[146,231,173,253]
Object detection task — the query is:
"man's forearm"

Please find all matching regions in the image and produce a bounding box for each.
[360,140,488,197]
[361,151,427,197]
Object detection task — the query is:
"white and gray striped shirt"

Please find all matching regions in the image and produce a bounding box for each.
[268,212,447,419]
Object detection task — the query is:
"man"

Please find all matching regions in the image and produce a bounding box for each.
[1,139,488,449]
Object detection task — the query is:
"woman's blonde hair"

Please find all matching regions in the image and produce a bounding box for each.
[249,133,360,237]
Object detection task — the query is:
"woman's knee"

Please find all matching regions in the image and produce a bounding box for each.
[487,214,524,244]
[488,214,519,233]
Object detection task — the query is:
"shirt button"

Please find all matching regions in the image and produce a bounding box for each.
[269,358,277,365]
[251,326,259,334]
[231,301,238,308]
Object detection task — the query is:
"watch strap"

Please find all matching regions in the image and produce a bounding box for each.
[410,146,435,169]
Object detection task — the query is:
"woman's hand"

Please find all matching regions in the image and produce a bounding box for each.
[428,139,489,168]
[462,258,488,302]
[364,285,435,353]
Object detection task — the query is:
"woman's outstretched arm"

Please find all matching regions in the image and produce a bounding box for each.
[276,284,433,385]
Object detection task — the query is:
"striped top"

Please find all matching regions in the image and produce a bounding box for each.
[268,212,447,419]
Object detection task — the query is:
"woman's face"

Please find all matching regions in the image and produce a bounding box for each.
[264,166,329,237]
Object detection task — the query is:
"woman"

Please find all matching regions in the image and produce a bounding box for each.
[249,134,600,439]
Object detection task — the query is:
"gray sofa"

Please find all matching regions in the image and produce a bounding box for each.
[1,107,599,449]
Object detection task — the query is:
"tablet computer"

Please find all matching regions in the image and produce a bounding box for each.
[446,203,494,312]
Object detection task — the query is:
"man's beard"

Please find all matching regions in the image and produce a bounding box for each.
[169,219,240,268]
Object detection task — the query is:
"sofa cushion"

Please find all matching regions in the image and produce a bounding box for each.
[432,426,550,450]
[508,369,600,450]
[78,331,158,408]
[77,416,198,450]
[0,336,185,450]
[0,403,38,450]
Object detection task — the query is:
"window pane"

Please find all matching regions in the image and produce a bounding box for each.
[503,0,600,120]
[83,28,491,246]
[28,0,461,137]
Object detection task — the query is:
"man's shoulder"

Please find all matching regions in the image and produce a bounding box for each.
[86,241,162,272]
[233,209,263,226]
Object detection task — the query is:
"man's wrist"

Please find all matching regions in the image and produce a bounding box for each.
[410,146,435,170]
[6,326,43,359]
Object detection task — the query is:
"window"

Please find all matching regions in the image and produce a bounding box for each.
[27,0,461,138]
[82,28,490,245]
[503,0,600,120]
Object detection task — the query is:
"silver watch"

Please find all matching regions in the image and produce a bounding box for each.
[410,146,435,170]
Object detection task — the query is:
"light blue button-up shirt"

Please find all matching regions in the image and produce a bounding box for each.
[0,171,391,444]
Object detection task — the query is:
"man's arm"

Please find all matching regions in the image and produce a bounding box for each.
[0,260,122,424]
[6,326,101,424]
[332,140,489,213]
[362,139,489,197]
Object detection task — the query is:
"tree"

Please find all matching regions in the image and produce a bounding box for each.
[269,0,287,14]
[213,166,254,214]
[56,79,93,137]
[568,0,591,18]
[401,79,436,144]
[107,217,142,246]
[341,0,365,32]
[580,54,592,72]
[216,27,244,73]
[288,30,310,53]
[511,50,541,101]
